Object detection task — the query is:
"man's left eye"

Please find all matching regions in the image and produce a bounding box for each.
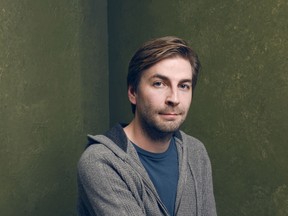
[179,84,190,89]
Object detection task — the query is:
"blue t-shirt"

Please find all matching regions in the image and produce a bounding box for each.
[133,138,179,216]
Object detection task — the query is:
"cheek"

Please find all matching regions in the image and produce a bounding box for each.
[149,92,162,101]
[139,90,163,104]
[182,94,192,109]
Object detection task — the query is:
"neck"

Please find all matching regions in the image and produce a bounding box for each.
[124,119,173,153]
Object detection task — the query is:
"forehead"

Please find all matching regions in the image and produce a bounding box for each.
[141,57,193,80]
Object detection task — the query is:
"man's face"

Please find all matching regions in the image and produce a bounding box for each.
[129,57,193,133]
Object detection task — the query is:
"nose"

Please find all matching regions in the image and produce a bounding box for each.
[165,88,180,107]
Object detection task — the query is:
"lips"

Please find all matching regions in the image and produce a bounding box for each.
[158,108,184,119]
[158,112,182,120]
[159,110,182,115]
[159,113,179,116]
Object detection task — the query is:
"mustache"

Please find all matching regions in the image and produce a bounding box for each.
[158,108,184,114]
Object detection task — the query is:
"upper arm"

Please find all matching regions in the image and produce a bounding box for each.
[186,136,217,216]
[77,147,145,216]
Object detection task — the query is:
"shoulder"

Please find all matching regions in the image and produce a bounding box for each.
[180,131,208,153]
[77,144,118,173]
[179,131,212,165]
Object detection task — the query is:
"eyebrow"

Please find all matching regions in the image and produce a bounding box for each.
[149,73,192,83]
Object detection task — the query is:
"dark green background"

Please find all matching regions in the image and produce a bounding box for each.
[0,0,109,215]
[1,0,287,215]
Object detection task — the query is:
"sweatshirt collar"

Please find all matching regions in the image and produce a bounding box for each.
[97,123,183,152]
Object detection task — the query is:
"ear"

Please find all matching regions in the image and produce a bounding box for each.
[128,85,137,105]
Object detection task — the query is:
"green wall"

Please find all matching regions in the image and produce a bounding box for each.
[1,0,287,215]
[108,0,288,215]
[0,0,108,215]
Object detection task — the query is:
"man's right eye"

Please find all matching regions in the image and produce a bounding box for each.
[153,81,164,87]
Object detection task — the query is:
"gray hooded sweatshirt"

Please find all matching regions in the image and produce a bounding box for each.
[77,124,217,216]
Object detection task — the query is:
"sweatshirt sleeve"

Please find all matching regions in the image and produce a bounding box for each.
[200,148,217,216]
[77,146,146,216]
[186,135,217,216]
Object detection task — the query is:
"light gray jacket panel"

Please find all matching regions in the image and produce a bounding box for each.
[77,124,217,216]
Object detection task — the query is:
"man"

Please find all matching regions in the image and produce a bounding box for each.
[77,36,217,216]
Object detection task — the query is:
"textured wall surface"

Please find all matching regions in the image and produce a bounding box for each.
[1,0,287,215]
[108,0,288,215]
[0,0,108,215]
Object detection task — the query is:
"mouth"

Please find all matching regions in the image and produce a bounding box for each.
[159,113,179,116]
[158,112,181,120]
[159,110,181,115]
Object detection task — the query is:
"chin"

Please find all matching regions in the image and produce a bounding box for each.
[154,122,182,133]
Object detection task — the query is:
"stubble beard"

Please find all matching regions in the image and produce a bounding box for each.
[138,106,187,141]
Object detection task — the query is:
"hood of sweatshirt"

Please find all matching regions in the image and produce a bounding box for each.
[87,123,183,154]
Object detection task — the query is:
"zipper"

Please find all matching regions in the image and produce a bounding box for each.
[142,177,170,216]
[125,159,170,216]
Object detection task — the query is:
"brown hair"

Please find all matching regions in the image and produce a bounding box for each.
[127,36,201,113]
